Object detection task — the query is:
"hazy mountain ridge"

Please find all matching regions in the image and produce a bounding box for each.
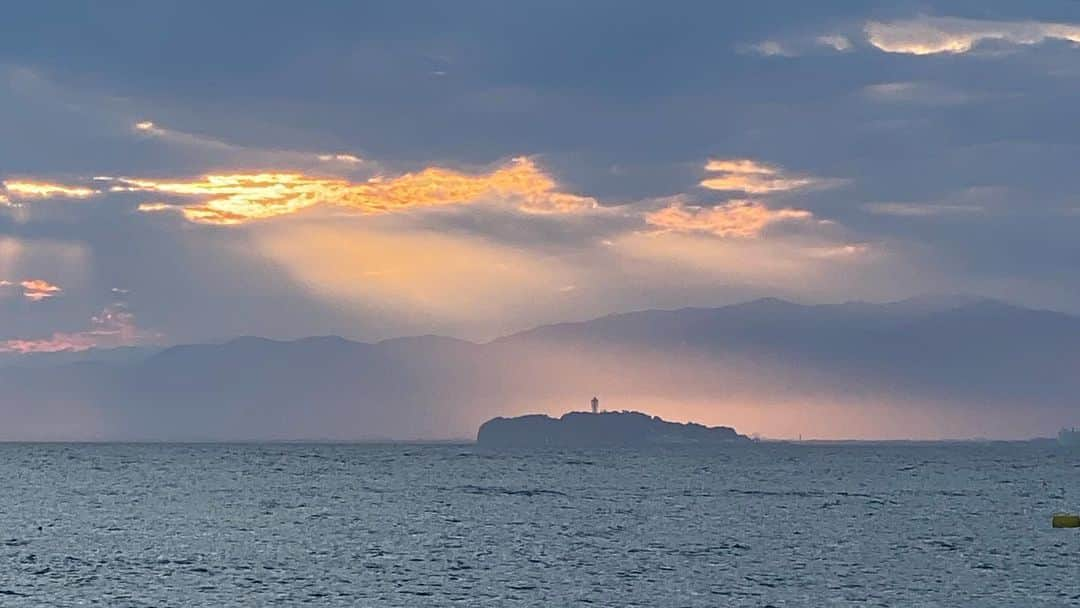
[2,296,1078,440]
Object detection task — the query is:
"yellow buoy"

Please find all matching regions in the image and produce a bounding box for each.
[1052,513,1080,528]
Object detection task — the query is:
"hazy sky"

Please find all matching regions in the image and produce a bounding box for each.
[4,1,1080,351]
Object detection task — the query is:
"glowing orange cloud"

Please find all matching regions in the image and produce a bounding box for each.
[645,200,813,238]
[0,303,158,353]
[0,278,63,301]
[126,157,596,225]
[700,159,816,194]
[19,279,62,301]
[866,17,1080,55]
[3,180,98,200]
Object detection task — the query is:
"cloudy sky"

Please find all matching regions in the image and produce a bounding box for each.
[3,0,1080,351]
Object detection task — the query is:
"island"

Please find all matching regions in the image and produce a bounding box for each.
[476,410,750,448]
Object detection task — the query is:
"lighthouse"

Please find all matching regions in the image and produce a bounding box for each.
[591,396,599,414]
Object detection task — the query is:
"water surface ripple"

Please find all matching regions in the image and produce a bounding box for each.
[1,442,1078,606]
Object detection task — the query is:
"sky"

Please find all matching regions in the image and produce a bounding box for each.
[4,0,1080,351]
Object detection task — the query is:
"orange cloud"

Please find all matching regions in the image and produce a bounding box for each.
[19,279,62,301]
[0,303,158,353]
[645,200,813,238]
[0,278,63,301]
[700,159,816,194]
[866,17,1080,55]
[3,180,98,200]
[126,157,596,225]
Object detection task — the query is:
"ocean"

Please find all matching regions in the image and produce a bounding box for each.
[1,441,1078,606]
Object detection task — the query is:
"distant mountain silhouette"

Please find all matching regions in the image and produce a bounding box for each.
[2,296,1078,440]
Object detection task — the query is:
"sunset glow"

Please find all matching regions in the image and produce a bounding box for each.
[866,17,1080,55]
[3,180,98,200]
[699,159,818,194]
[124,157,594,224]
[646,200,813,238]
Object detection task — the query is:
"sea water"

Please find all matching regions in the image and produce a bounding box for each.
[1,442,1078,606]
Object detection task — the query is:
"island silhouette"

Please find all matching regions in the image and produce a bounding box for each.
[477,406,749,448]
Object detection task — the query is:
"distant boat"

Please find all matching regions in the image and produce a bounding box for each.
[1058,428,1080,447]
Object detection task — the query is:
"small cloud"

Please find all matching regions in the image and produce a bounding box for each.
[133,120,165,135]
[863,202,984,216]
[645,200,813,238]
[700,159,823,194]
[746,40,795,57]
[128,120,373,170]
[806,243,870,258]
[862,81,970,105]
[129,119,233,151]
[19,279,62,301]
[517,192,599,215]
[817,35,853,51]
[865,17,1080,55]
[0,303,159,353]
[317,153,364,164]
[136,202,176,214]
[1,278,63,301]
[2,180,98,200]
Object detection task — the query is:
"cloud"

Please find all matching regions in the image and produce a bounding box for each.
[699,159,821,194]
[123,157,596,225]
[131,119,234,150]
[0,303,158,353]
[747,41,795,57]
[862,81,971,105]
[132,119,367,169]
[18,279,62,301]
[317,154,364,164]
[746,34,852,57]
[645,200,813,238]
[817,35,853,52]
[2,180,99,201]
[865,17,1080,55]
[863,202,985,217]
[805,243,871,259]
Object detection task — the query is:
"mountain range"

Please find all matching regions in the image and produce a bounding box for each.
[2,295,1077,440]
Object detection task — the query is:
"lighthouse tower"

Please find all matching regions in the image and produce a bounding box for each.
[591,396,599,414]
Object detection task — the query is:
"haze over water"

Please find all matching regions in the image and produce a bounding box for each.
[3,441,1077,606]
